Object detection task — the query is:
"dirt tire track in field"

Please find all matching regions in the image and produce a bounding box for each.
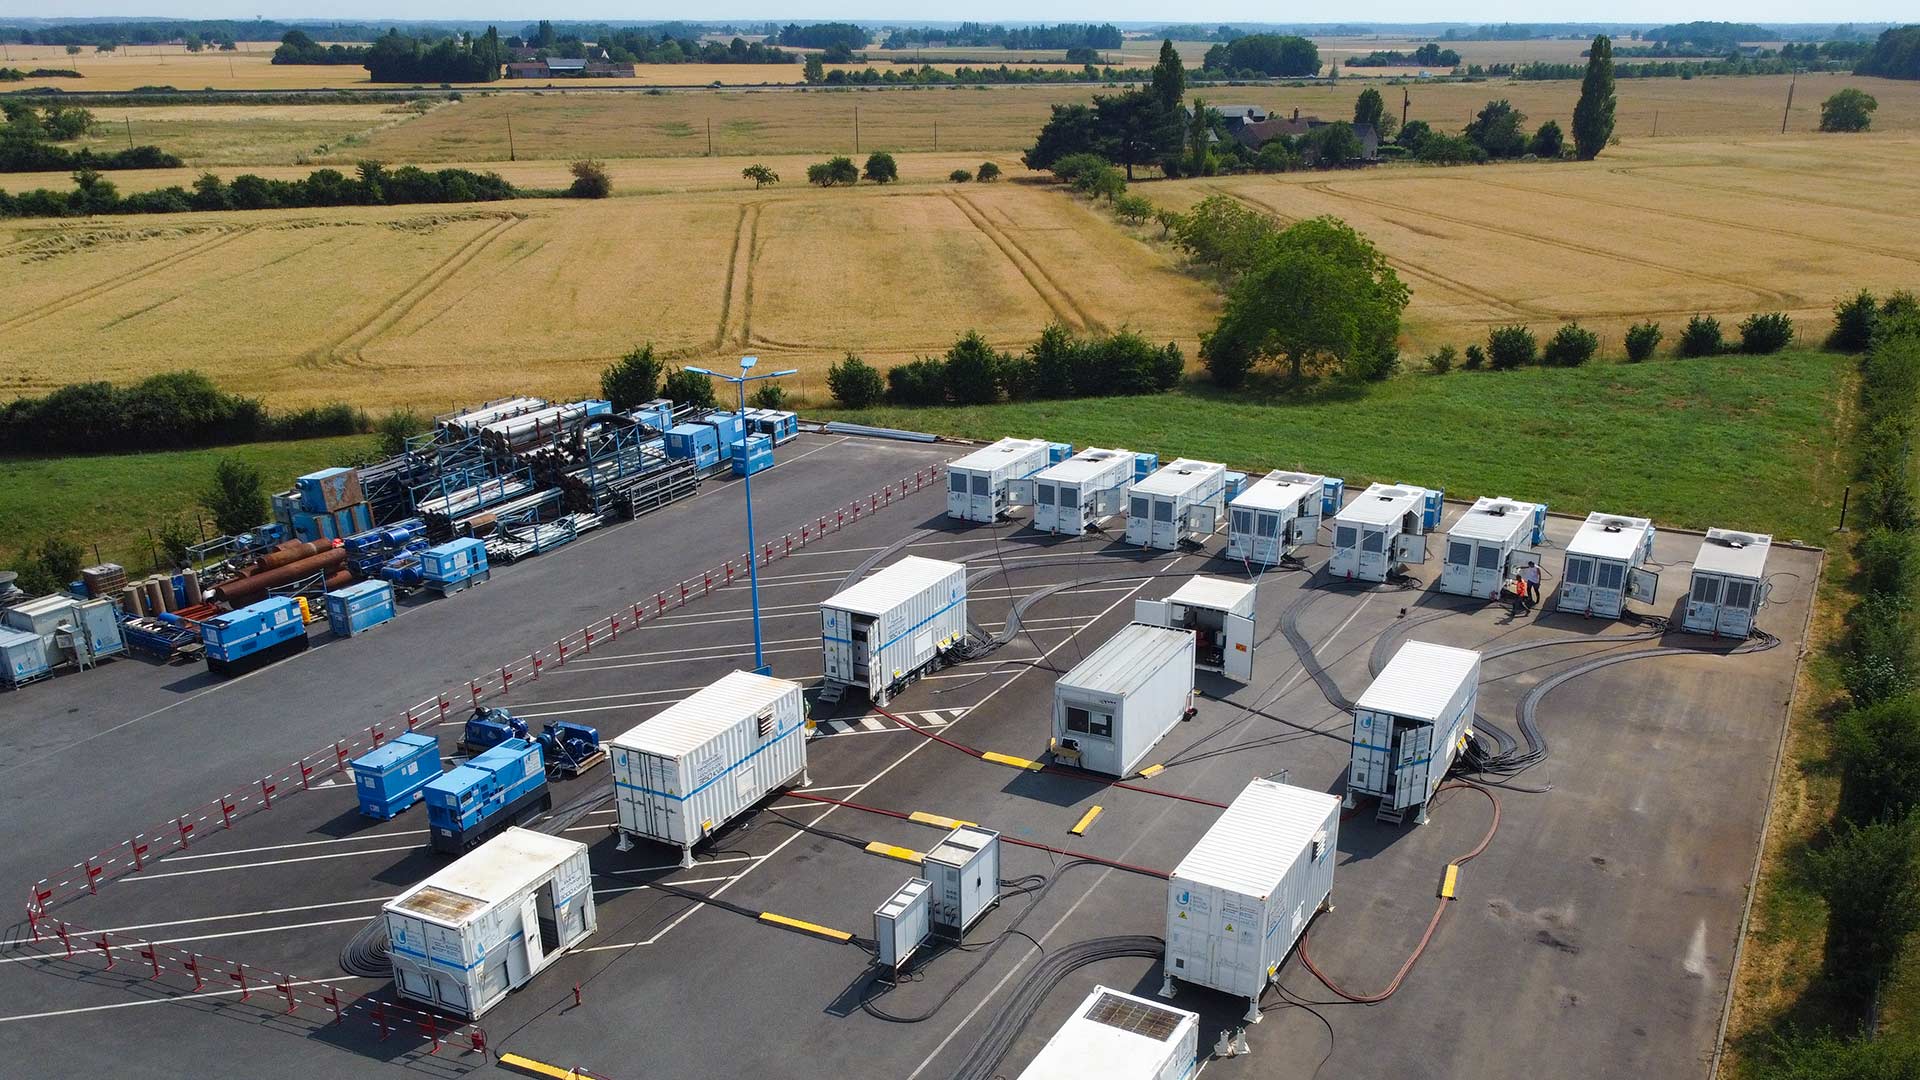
[947,191,1099,333]
[0,225,254,334]
[1209,184,1543,319]
[1301,177,1796,309]
[715,201,762,348]
[302,215,520,371]
[98,233,340,333]
[1607,163,1920,226]
[405,234,554,339]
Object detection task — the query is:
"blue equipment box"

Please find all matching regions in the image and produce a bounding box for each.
[297,467,362,513]
[325,579,397,637]
[350,732,441,819]
[1134,452,1159,482]
[201,596,308,676]
[1048,442,1074,464]
[424,738,549,853]
[744,408,799,445]
[420,538,489,596]
[732,433,775,476]
[666,423,720,469]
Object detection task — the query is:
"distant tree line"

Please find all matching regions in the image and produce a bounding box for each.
[808,62,1130,86]
[508,21,795,65]
[1346,43,1460,68]
[1201,34,1322,77]
[1856,25,1920,80]
[271,30,369,66]
[0,371,369,455]
[1644,21,1772,50]
[825,326,1184,410]
[0,161,521,219]
[0,102,180,173]
[1511,54,1849,80]
[1442,24,1540,41]
[1152,25,1247,43]
[774,22,870,51]
[363,28,504,83]
[0,67,83,80]
[879,22,1123,51]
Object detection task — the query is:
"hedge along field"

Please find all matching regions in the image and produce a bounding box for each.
[820,351,1849,543]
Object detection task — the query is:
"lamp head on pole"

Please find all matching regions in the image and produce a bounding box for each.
[740,355,758,371]
[683,365,713,378]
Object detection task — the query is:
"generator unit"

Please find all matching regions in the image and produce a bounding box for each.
[665,423,721,469]
[201,596,308,677]
[1136,577,1256,681]
[1015,448,1135,535]
[385,828,595,1020]
[820,556,967,705]
[324,579,397,637]
[1559,512,1659,619]
[923,826,1001,937]
[874,878,934,978]
[537,720,604,778]
[1052,623,1195,777]
[1348,641,1479,825]
[1125,459,1228,550]
[1227,471,1337,566]
[945,437,1052,523]
[424,738,550,854]
[1018,986,1199,1080]
[1439,496,1548,600]
[1329,483,1443,582]
[420,538,490,597]
[0,627,51,689]
[350,732,442,820]
[462,707,529,754]
[1684,529,1772,637]
[731,433,774,476]
[743,407,800,445]
[1162,779,1340,1023]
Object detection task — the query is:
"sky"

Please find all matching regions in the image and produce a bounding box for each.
[1,2,1907,24]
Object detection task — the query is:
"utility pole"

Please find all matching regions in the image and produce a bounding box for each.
[1651,110,1659,137]
[1781,70,1797,134]
[854,105,860,153]
[706,117,712,155]
[933,121,938,152]
[506,110,516,160]
[124,115,134,150]
[1401,86,1409,130]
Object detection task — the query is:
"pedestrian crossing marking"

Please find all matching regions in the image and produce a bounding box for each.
[812,708,970,737]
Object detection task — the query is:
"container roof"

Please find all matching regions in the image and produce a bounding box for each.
[1016,986,1198,1078]
[390,828,585,924]
[352,730,436,771]
[1695,528,1772,578]
[1131,458,1226,497]
[1356,641,1480,719]
[1057,623,1192,698]
[1036,447,1133,484]
[610,670,800,756]
[1335,483,1426,526]
[1567,511,1653,561]
[1167,576,1255,611]
[0,626,42,646]
[1448,496,1541,544]
[949,437,1049,472]
[1232,470,1325,512]
[329,579,390,599]
[822,555,964,617]
[6,595,75,617]
[1172,779,1341,897]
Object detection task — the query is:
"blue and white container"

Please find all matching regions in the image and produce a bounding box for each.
[350,731,441,819]
[701,411,746,459]
[326,579,398,636]
[1228,470,1332,567]
[384,828,596,1020]
[611,670,808,868]
[731,433,774,476]
[744,408,799,445]
[1347,641,1479,823]
[421,538,489,596]
[1020,448,1136,535]
[665,423,719,469]
[1440,496,1547,600]
[1015,985,1199,1080]
[1560,512,1660,619]
[820,556,968,704]
[1328,482,1442,583]
[0,627,51,688]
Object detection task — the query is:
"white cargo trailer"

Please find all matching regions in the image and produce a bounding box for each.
[384,828,596,1021]
[1684,529,1772,637]
[610,670,809,867]
[1161,779,1340,1023]
[1135,576,1256,681]
[1228,471,1337,566]
[1329,483,1443,582]
[1015,448,1135,535]
[820,556,968,704]
[1348,641,1479,825]
[946,438,1051,522]
[1016,985,1200,1080]
[1439,496,1548,599]
[1052,623,1195,776]
[1125,458,1228,550]
[1559,512,1659,619]
[923,826,1001,935]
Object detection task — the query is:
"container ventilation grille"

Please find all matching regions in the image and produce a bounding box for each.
[1085,991,1184,1042]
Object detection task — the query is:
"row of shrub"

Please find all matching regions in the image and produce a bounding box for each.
[826,325,1184,409]
[0,161,524,219]
[1420,311,1807,374]
[0,371,371,455]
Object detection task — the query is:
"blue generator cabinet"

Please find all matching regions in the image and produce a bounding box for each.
[201,596,309,677]
[350,732,442,819]
[424,738,550,853]
[326,579,397,637]
[732,433,774,476]
[665,423,720,470]
[421,538,490,597]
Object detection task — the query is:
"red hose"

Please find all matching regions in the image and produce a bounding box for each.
[1295,782,1501,1003]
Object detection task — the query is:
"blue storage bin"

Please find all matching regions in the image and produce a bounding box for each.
[420,538,490,595]
[326,579,397,637]
[1134,453,1159,482]
[350,732,441,819]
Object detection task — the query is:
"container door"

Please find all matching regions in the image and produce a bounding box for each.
[1627,566,1659,606]
[1299,493,1324,536]
[1223,613,1255,682]
[434,971,471,1015]
[519,893,545,976]
[1332,525,1360,577]
[1127,494,1152,545]
[1440,539,1472,595]
[1471,542,1503,598]
[822,609,852,683]
[1187,503,1218,539]
[1009,479,1036,510]
[1392,721,1432,811]
[1719,579,1757,637]
[1228,507,1253,560]
[1349,710,1389,795]
[1134,599,1172,629]
[970,472,993,521]
[1561,556,1592,612]
[1096,485,1128,517]
[1685,573,1721,632]
[1393,532,1427,566]
[947,471,969,518]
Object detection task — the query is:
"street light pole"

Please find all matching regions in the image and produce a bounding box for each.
[685,357,797,676]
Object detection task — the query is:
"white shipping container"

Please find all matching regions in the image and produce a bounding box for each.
[1135,576,1256,681]
[1348,641,1480,821]
[383,828,596,1021]
[820,556,968,704]
[1228,470,1331,566]
[1053,624,1195,777]
[1016,447,1135,535]
[946,438,1052,522]
[1162,779,1341,1022]
[610,670,809,867]
[1439,496,1547,600]
[1559,512,1659,619]
[1684,529,1772,637]
[1329,483,1440,582]
[1126,459,1228,550]
[1016,985,1200,1080]
[874,878,933,974]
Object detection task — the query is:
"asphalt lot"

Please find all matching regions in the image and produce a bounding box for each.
[0,437,1819,1080]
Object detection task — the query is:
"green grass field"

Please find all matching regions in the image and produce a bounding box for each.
[0,434,377,574]
[820,350,1849,543]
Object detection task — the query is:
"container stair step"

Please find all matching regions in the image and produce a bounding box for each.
[1374,803,1406,826]
[815,682,845,706]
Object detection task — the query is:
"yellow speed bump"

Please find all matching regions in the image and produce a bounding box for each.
[865,841,925,864]
[500,1053,584,1079]
[1070,805,1104,836]
[759,911,854,943]
[982,751,1045,772]
[1137,764,1166,778]
[1439,864,1460,900]
[909,810,976,829]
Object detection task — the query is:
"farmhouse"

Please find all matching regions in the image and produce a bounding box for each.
[546,58,588,75]
[505,61,550,78]
[1234,108,1381,163]
[503,58,635,78]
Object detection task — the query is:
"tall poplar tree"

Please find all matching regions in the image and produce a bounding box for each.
[1572,34,1616,160]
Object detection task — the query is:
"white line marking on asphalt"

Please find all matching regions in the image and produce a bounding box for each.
[162,831,428,862]
[93,895,395,934]
[0,916,374,964]
[0,977,376,1023]
[123,843,422,880]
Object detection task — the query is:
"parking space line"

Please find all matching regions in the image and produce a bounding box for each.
[552,645,817,675]
[0,915,375,964]
[0,977,375,1024]
[93,895,395,934]
[161,830,429,862]
[124,843,423,880]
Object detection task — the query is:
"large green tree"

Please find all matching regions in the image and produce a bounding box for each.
[1150,39,1185,109]
[1572,34,1616,160]
[1201,34,1319,77]
[200,457,267,537]
[1820,88,1878,132]
[1353,87,1385,130]
[1466,99,1528,158]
